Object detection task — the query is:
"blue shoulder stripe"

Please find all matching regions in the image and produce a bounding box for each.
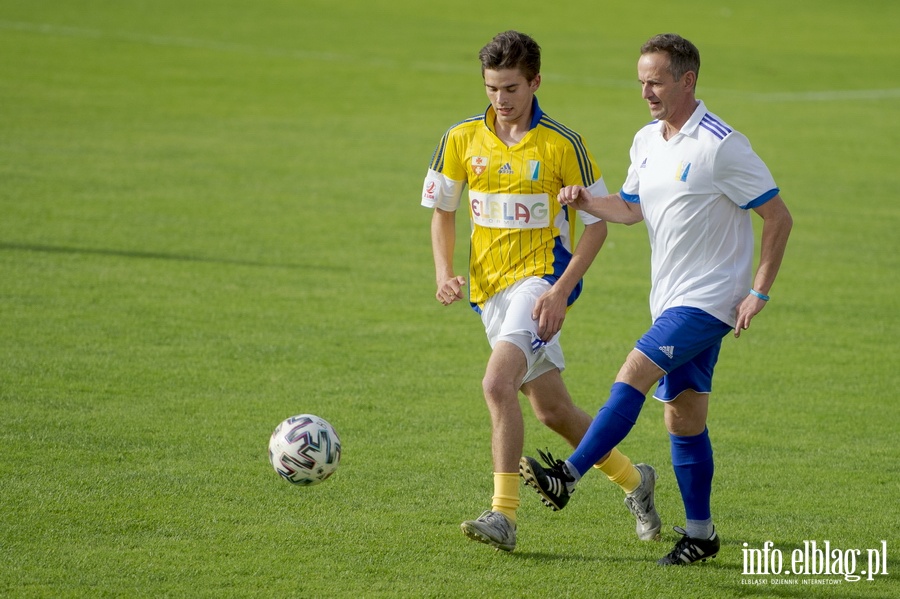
[429,132,449,171]
[429,115,482,172]
[538,116,595,184]
[699,114,732,140]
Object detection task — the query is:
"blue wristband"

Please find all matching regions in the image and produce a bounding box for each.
[749,288,770,301]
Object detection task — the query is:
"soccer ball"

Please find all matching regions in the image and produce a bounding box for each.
[268,414,342,486]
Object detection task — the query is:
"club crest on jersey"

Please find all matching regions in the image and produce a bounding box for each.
[527,160,541,181]
[471,156,488,176]
[676,161,692,182]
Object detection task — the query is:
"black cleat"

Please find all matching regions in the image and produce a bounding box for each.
[657,527,720,565]
[519,449,575,511]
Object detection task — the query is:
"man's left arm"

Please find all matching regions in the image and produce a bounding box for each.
[734,195,793,337]
[533,220,608,341]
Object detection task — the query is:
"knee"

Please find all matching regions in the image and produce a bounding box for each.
[616,350,665,395]
[533,402,567,431]
[481,373,517,405]
[667,421,706,437]
[665,410,707,436]
[664,392,708,436]
[532,394,586,435]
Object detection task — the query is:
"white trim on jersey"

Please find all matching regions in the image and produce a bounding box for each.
[421,168,465,212]
[578,178,608,226]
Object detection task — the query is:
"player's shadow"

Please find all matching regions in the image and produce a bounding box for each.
[0,241,333,271]
[508,551,640,565]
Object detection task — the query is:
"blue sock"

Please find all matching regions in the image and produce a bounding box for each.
[568,382,646,476]
[670,428,714,531]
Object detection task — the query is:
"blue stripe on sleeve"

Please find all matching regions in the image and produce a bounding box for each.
[741,187,780,210]
[620,189,640,203]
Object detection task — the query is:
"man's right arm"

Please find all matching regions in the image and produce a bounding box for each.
[430,208,466,305]
[558,186,644,225]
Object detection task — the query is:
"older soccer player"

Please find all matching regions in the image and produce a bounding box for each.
[521,33,793,565]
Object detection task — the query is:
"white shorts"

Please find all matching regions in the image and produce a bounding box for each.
[481,278,566,383]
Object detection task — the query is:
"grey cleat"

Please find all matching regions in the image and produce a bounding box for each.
[624,463,662,541]
[460,510,516,552]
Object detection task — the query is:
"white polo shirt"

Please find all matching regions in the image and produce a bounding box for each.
[620,100,779,327]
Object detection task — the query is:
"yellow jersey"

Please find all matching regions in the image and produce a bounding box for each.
[422,98,605,310]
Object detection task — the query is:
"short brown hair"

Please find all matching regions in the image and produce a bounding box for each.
[479,30,541,81]
[641,33,700,83]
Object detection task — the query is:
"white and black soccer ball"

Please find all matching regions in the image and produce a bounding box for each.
[268,414,341,486]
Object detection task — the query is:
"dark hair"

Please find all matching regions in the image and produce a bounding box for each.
[478,30,541,81]
[640,33,700,83]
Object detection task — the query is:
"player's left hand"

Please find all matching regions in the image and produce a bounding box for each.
[533,287,567,341]
[733,294,767,337]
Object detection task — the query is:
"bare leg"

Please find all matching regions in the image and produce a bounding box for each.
[481,341,529,473]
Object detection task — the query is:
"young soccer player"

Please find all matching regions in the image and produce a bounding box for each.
[422,30,661,552]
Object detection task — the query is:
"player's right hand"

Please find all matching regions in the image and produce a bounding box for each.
[436,276,467,306]
[558,185,589,208]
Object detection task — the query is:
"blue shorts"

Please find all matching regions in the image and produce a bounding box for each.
[634,307,732,402]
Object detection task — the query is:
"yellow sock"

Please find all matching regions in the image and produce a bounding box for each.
[491,472,520,523]
[594,448,641,494]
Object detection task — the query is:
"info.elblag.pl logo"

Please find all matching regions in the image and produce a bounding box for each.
[741,540,889,586]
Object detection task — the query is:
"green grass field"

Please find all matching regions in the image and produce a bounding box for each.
[1,1,898,597]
